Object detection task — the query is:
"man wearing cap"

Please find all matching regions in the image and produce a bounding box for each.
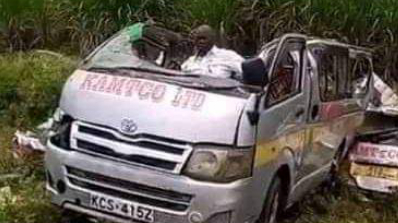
[181,25,244,79]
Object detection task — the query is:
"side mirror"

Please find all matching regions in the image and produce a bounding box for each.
[241,58,269,87]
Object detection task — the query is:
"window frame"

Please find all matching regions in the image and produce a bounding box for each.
[265,42,305,107]
[347,54,372,98]
[313,45,349,102]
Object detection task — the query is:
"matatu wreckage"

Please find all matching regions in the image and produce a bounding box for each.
[36,24,376,223]
[348,74,398,193]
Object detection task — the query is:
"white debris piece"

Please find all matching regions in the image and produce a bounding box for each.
[12,131,46,158]
[11,108,61,158]
[369,74,398,115]
[13,131,46,152]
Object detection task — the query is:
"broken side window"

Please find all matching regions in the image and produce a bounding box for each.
[316,46,348,101]
[267,42,303,106]
[348,56,371,97]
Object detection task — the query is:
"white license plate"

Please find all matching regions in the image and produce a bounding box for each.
[90,192,154,223]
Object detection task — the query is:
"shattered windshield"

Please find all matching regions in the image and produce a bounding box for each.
[81,25,244,91]
[82,29,169,72]
[79,24,270,96]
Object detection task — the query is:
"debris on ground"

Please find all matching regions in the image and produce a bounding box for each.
[11,109,60,159]
[12,131,46,158]
[368,74,398,115]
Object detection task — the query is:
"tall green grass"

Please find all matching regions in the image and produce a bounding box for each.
[1,0,398,79]
[0,52,75,127]
[1,52,398,223]
[238,0,398,79]
[0,53,75,223]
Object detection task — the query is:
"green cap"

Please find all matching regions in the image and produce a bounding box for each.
[127,23,146,43]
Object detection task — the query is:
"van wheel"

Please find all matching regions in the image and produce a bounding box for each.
[60,210,96,223]
[257,177,283,223]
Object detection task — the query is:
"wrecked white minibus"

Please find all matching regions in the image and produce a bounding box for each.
[45,24,373,223]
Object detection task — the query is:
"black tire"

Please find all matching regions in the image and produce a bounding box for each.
[257,177,284,223]
[60,210,96,223]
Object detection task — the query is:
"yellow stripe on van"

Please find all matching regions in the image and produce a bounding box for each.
[254,130,306,167]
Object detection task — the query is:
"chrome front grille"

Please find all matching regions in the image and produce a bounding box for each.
[66,166,192,213]
[70,121,193,173]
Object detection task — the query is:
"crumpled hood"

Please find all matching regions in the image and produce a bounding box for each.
[60,70,248,144]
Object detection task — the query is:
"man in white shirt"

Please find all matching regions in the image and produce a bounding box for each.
[181,25,244,79]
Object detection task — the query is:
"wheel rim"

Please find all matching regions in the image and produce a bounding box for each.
[268,192,279,223]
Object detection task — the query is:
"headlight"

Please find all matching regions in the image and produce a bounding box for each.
[50,122,72,150]
[48,108,73,150]
[183,146,254,183]
[52,107,65,123]
[38,107,66,135]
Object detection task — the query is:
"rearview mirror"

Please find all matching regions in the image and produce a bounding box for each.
[241,58,269,87]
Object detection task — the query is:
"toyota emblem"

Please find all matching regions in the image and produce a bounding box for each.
[120,118,138,135]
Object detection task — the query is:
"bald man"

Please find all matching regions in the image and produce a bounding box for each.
[181,25,244,79]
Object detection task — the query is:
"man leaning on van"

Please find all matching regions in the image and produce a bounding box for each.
[181,25,244,79]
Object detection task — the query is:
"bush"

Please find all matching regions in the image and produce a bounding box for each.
[1,0,398,81]
[0,52,75,127]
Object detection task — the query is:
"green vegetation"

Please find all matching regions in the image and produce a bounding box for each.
[0,53,397,222]
[1,0,398,222]
[0,52,75,128]
[1,0,398,79]
[0,52,74,223]
[0,52,75,172]
[286,187,398,223]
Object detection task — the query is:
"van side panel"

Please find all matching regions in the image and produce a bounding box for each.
[252,46,311,217]
[289,45,371,203]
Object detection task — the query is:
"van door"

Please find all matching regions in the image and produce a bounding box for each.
[253,35,310,205]
[296,44,360,190]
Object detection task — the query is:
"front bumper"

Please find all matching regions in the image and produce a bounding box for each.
[45,141,257,223]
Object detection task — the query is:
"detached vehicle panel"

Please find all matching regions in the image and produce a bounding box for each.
[350,126,398,193]
[348,77,398,193]
[45,26,373,223]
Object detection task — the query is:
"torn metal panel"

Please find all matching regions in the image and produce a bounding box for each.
[348,71,398,193]
[350,142,398,167]
[349,120,398,193]
[368,74,398,115]
[349,135,398,193]
[350,162,398,193]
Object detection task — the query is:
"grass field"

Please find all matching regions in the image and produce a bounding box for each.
[1,0,398,81]
[0,52,74,223]
[0,53,398,223]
